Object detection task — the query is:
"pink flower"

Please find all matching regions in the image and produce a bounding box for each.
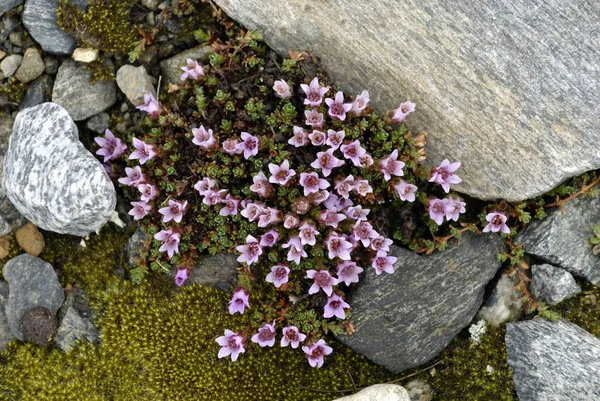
[299,221,319,246]
[370,235,393,252]
[281,326,306,348]
[350,90,370,115]
[268,160,296,186]
[334,175,355,199]
[326,129,345,150]
[445,196,466,222]
[393,180,417,202]
[483,212,510,234]
[308,130,326,146]
[282,236,307,264]
[260,229,280,247]
[299,172,329,196]
[273,79,292,99]
[216,330,245,361]
[372,251,397,275]
[379,149,405,181]
[428,198,448,225]
[340,140,367,167]
[192,125,218,150]
[129,138,157,165]
[258,207,282,228]
[337,261,363,286]
[180,58,204,81]
[118,166,145,187]
[288,126,310,147]
[158,200,187,223]
[222,138,242,155]
[323,293,350,319]
[311,148,345,177]
[228,287,250,315]
[128,201,151,220]
[175,268,189,286]
[325,232,353,261]
[220,194,240,216]
[136,93,160,117]
[250,171,273,198]
[429,159,462,193]
[251,321,276,348]
[391,101,416,124]
[305,109,324,127]
[241,202,265,222]
[302,339,333,368]
[324,193,353,212]
[319,210,346,228]
[307,269,338,296]
[265,265,290,288]
[300,77,328,108]
[194,177,217,196]
[353,179,373,196]
[282,213,299,229]
[358,154,374,168]
[325,91,352,121]
[344,205,370,222]
[154,228,180,258]
[236,235,263,265]
[138,183,158,202]
[94,129,127,162]
[237,132,260,159]
[203,189,227,206]
[308,190,331,205]
[352,220,378,247]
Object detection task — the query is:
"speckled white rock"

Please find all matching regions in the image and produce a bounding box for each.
[530,264,581,305]
[333,384,410,401]
[2,102,116,236]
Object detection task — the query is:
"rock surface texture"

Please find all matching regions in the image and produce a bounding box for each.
[530,264,581,305]
[0,281,15,351]
[52,59,116,121]
[333,384,410,401]
[506,318,600,400]
[2,103,116,236]
[515,195,600,284]
[3,254,64,340]
[116,65,156,106]
[214,0,600,201]
[188,253,238,291]
[14,47,44,83]
[0,0,23,16]
[337,233,504,373]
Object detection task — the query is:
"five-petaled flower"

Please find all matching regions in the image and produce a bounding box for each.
[325,232,353,260]
[483,212,510,234]
[129,138,157,165]
[391,101,416,124]
[281,326,306,348]
[192,125,218,150]
[273,80,292,99]
[309,130,326,146]
[372,251,397,275]
[250,171,273,198]
[180,58,205,81]
[95,129,127,162]
[428,198,448,225]
[429,159,462,193]
[222,138,242,155]
[194,177,217,196]
[302,339,333,368]
[251,321,277,347]
[260,229,280,247]
[158,199,187,223]
[393,180,417,202]
[138,183,157,202]
[220,194,240,216]
[175,268,189,286]
[326,129,345,150]
[325,91,352,121]
[237,132,260,159]
[288,126,310,147]
[228,287,250,315]
[216,330,245,361]
[311,148,345,177]
[236,235,263,265]
[265,265,290,288]
[282,236,307,264]
[305,109,324,127]
[445,196,466,222]
[268,160,296,186]
[118,166,145,187]
[154,228,180,258]
[300,77,328,107]
[351,90,370,115]
[299,172,330,196]
[323,293,350,319]
[136,93,160,117]
[307,269,339,296]
[298,221,319,246]
[379,149,405,181]
[340,140,367,167]
[336,261,363,286]
[128,201,151,221]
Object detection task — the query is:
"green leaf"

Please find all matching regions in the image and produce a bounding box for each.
[193,28,210,42]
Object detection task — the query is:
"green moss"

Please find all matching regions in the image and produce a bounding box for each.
[0,78,27,108]
[430,324,516,401]
[553,282,600,338]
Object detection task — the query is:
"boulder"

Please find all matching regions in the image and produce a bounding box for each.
[52,59,116,121]
[2,103,116,236]
[337,232,504,373]
[333,384,410,401]
[159,45,211,84]
[515,195,600,285]
[116,65,156,106]
[506,318,600,400]
[214,0,600,201]
[2,254,64,340]
[530,264,581,305]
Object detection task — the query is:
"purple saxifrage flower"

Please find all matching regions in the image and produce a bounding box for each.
[283,213,301,229]
[241,201,265,222]
[311,148,344,177]
[351,90,370,115]
[95,129,127,163]
[180,58,204,81]
[273,79,292,99]
[265,265,290,288]
[154,228,180,258]
[372,251,397,275]
[344,205,370,222]
[192,125,218,150]
[323,293,350,319]
[129,138,157,165]
[307,269,339,296]
[379,149,405,181]
[158,199,187,223]
[483,212,510,234]
[319,209,346,229]
[222,138,242,155]
[268,160,296,186]
[220,194,240,216]
[136,93,160,117]
[299,221,319,246]
[326,129,345,150]
[282,236,307,264]
[299,172,329,196]
[260,229,280,247]
[228,287,250,315]
[340,140,366,167]
[203,189,227,206]
[353,179,373,197]
[334,175,355,199]
[305,109,324,127]
[258,207,282,228]
[194,177,217,196]
[128,201,151,221]
[175,268,189,286]
[445,196,466,222]
[429,159,462,193]
[309,130,326,146]
[138,183,157,202]
[336,261,363,286]
[428,198,448,225]
[237,132,260,159]
[216,330,245,361]
[236,235,263,265]
[352,220,378,247]
[325,91,352,121]
[251,321,277,348]
[250,171,273,198]
[118,166,145,187]
[302,339,333,368]
[358,154,374,168]
[288,126,310,147]
[281,326,306,348]
[391,101,416,124]
[370,235,393,252]
[393,180,418,202]
[324,193,353,212]
[325,232,353,261]
[308,190,331,205]
[300,77,328,108]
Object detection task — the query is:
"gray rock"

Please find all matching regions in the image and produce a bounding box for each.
[43,56,58,75]
[85,112,110,134]
[337,232,504,373]
[0,54,21,77]
[20,74,53,109]
[141,0,160,11]
[55,304,99,352]
[52,59,116,121]
[0,214,11,237]
[0,280,15,351]
[214,0,600,202]
[2,254,64,340]
[515,195,600,284]
[9,31,35,49]
[14,47,45,83]
[333,384,410,401]
[116,65,156,106]
[0,114,26,231]
[22,0,88,55]
[188,253,238,291]
[127,227,150,267]
[506,318,600,401]
[0,0,23,16]
[477,272,523,326]
[159,45,212,84]
[2,103,116,236]
[530,264,581,305]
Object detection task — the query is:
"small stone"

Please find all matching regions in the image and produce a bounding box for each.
[0,0,23,17]
[43,56,58,75]
[127,227,150,267]
[52,59,116,121]
[405,379,434,401]
[20,305,57,346]
[55,304,99,351]
[159,45,212,84]
[3,254,64,340]
[0,54,22,78]
[15,222,44,256]
[0,237,10,259]
[72,47,99,63]
[530,264,581,305]
[188,253,238,291]
[14,47,45,83]
[0,50,5,61]
[85,112,110,134]
[333,384,410,401]
[116,64,156,106]
[0,214,11,237]
[141,0,161,10]
[19,74,54,110]
[8,31,33,49]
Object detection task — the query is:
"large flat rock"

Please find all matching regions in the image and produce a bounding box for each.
[337,232,504,373]
[215,0,600,201]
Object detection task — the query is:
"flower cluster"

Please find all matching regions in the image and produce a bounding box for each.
[426,160,466,225]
